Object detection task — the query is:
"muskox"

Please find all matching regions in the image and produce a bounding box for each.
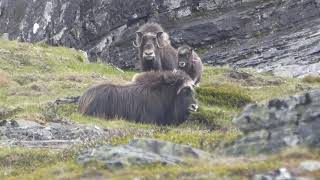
[133,23,178,71]
[177,45,203,85]
[78,70,198,125]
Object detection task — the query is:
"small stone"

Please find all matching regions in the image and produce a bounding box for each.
[299,161,320,172]
[283,135,299,147]
[253,174,273,180]
[275,168,292,180]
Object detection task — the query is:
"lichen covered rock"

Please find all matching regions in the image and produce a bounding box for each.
[225,90,320,155]
[78,139,213,169]
[0,119,105,149]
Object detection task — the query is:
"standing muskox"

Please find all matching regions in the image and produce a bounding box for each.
[78,70,198,125]
[177,45,203,85]
[133,23,178,71]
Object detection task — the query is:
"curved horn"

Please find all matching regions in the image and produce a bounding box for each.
[156,32,167,48]
[132,40,141,47]
[177,81,195,95]
[133,32,143,48]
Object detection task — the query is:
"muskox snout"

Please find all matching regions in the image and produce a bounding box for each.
[179,61,186,68]
[143,50,155,60]
[188,104,198,112]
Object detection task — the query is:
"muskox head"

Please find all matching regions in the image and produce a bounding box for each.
[133,23,170,65]
[177,45,193,69]
[174,79,198,123]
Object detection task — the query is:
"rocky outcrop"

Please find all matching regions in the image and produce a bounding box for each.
[0,119,105,149]
[225,90,320,155]
[0,0,319,76]
[78,139,213,169]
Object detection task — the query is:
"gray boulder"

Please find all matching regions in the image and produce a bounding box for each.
[225,90,320,155]
[0,119,105,149]
[78,139,213,169]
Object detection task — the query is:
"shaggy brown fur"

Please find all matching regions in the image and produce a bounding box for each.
[78,70,198,125]
[133,23,178,71]
[177,45,203,85]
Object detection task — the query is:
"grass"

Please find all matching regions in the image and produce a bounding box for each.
[197,85,252,108]
[302,75,320,84]
[4,147,320,179]
[0,147,79,178]
[0,39,320,179]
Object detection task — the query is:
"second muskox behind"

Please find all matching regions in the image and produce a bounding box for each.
[177,45,203,85]
[78,70,198,125]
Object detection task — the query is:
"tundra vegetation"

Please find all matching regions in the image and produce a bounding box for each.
[0,40,320,179]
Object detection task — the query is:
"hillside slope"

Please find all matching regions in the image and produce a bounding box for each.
[0,40,320,179]
[0,0,319,77]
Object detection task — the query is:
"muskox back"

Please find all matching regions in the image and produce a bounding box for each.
[78,71,198,125]
[133,23,178,71]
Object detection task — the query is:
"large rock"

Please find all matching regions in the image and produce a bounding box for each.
[78,139,213,169]
[0,0,319,76]
[0,119,105,149]
[225,90,320,155]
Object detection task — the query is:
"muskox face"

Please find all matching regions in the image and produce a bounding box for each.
[133,31,167,62]
[174,81,198,122]
[178,45,193,69]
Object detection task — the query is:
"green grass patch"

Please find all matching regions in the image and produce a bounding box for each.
[302,75,320,84]
[189,106,239,129]
[0,147,78,178]
[197,85,252,108]
[154,128,241,152]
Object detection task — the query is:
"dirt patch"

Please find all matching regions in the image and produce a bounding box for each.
[0,72,12,86]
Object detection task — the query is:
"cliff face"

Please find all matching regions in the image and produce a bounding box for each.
[0,0,319,76]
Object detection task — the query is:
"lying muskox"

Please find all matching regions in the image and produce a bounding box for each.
[177,45,203,85]
[133,23,178,71]
[78,70,198,125]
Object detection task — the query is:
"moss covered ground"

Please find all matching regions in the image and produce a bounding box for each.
[0,40,319,179]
